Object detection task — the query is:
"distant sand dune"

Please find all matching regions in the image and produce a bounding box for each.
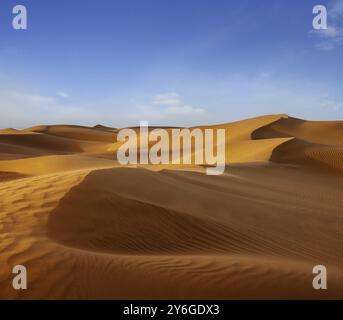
[26,124,117,143]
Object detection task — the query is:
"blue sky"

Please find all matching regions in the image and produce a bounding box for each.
[0,0,342,128]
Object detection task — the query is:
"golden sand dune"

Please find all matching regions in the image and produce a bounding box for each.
[0,154,118,175]
[253,116,343,172]
[200,114,291,163]
[93,124,119,132]
[0,125,114,161]
[252,116,343,145]
[0,132,99,154]
[0,115,343,299]
[26,124,117,143]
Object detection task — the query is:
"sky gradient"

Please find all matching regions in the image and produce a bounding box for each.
[0,0,343,128]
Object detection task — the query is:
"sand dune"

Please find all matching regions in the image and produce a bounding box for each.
[252,116,343,145]
[26,124,117,143]
[0,125,114,161]
[0,115,343,299]
[0,154,117,176]
[253,116,343,172]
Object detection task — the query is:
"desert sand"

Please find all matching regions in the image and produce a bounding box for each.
[0,114,343,299]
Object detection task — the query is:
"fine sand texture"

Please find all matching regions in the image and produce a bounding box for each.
[0,115,343,299]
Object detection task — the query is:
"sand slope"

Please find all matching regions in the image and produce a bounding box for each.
[253,117,343,172]
[0,115,343,299]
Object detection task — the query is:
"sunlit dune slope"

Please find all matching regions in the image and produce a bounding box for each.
[0,125,115,160]
[252,116,343,145]
[26,124,117,143]
[0,154,118,175]
[253,117,343,172]
[48,166,343,263]
[201,114,292,163]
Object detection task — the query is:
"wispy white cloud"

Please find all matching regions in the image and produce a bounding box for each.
[0,89,97,128]
[315,41,336,51]
[125,92,207,126]
[153,92,180,106]
[10,91,55,105]
[165,105,205,115]
[57,91,70,98]
[317,25,343,39]
[319,94,342,111]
